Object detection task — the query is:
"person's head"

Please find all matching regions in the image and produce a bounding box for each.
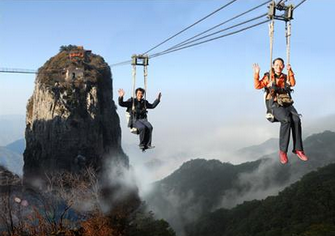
[272,57,285,74]
[135,87,145,100]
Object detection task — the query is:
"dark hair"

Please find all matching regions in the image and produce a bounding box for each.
[273,57,285,65]
[135,87,145,94]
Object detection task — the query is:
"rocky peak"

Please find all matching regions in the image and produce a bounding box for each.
[23,45,127,184]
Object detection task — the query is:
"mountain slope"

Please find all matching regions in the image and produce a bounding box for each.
[146,130,335,236]
[146,159,267,235]
[186,162,335,236]
[5,138,25,155]
[0,146,23,175]
[235,137,278,160]
[0,115,25,146]
[0,165,21,186]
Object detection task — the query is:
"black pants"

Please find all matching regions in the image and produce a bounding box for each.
[272,104,303,153]
[134,118,153,147]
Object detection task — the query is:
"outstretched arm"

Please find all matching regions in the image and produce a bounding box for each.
[146,92,161,109]
[253,63,269,89]
[118,89,132,107]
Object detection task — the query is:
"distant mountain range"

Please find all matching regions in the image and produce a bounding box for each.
[146,158,265,235]
[0,115,25,176]
[146,130,335,236]
[0,115,25,146]
[186,162,335,236]
[304,113,335,137]
[0,137,25,176]
[0,144,23,176]
[5,138,25,155]
[235,137,278,160]
[1,114,335,235]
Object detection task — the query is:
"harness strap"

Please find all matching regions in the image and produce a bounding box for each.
[285,20,292,85]
[268,19,275,87]
[144,64,148,110]
[131,64,136,112]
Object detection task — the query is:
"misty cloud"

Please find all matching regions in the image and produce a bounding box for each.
[145,188,203,236]
[218,158,287,209]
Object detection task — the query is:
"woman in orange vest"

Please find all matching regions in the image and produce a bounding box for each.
[253,58,308,164]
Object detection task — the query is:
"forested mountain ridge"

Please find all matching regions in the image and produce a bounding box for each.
[186,162,335,236]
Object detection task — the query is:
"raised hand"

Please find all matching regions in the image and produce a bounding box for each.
[286,64,292,71]
[118,89,125,97]
[157,92,162,100]
[253,63,260,74]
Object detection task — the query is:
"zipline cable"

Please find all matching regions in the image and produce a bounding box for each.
[152,0,298,56]
[150,13,267,58]
[294,0,307,9]
[147,0,308,59]
[167,0,272,52]
[141,0,238,55]
[149,19,270,59]
[111,0,292,67]
[0,19,270,71]
[0,68,37,74]
[1,0,308,72]
[110,60,133,67]
[110,13,268,67]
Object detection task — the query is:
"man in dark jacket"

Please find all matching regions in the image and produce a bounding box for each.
[118,87,161,151]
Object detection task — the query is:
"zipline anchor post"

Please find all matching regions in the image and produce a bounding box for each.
[285,5,294,21]
[267,1,276,19]
[131,54,149,66]
[268,1,294,22]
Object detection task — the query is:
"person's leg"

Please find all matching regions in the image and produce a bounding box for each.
[289,106,308,161]
[133,120,146,147]
[289,106,303,152]
[142,120,153,147]
[273,106,291,153]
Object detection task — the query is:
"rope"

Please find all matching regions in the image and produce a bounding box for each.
[286,20,291,66]
[142,0,238,55]
[285,20,292,86]
[131,64,136,112]
[268,19,275,85]
[143,65,148,109]
[265,13,275,120]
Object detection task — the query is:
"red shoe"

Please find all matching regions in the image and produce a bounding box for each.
[295,150,308,161]
[279,151,288,164]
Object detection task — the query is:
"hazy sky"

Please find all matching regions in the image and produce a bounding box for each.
[1,0,335,180]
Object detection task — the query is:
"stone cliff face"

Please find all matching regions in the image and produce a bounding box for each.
[23,46,127,183]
